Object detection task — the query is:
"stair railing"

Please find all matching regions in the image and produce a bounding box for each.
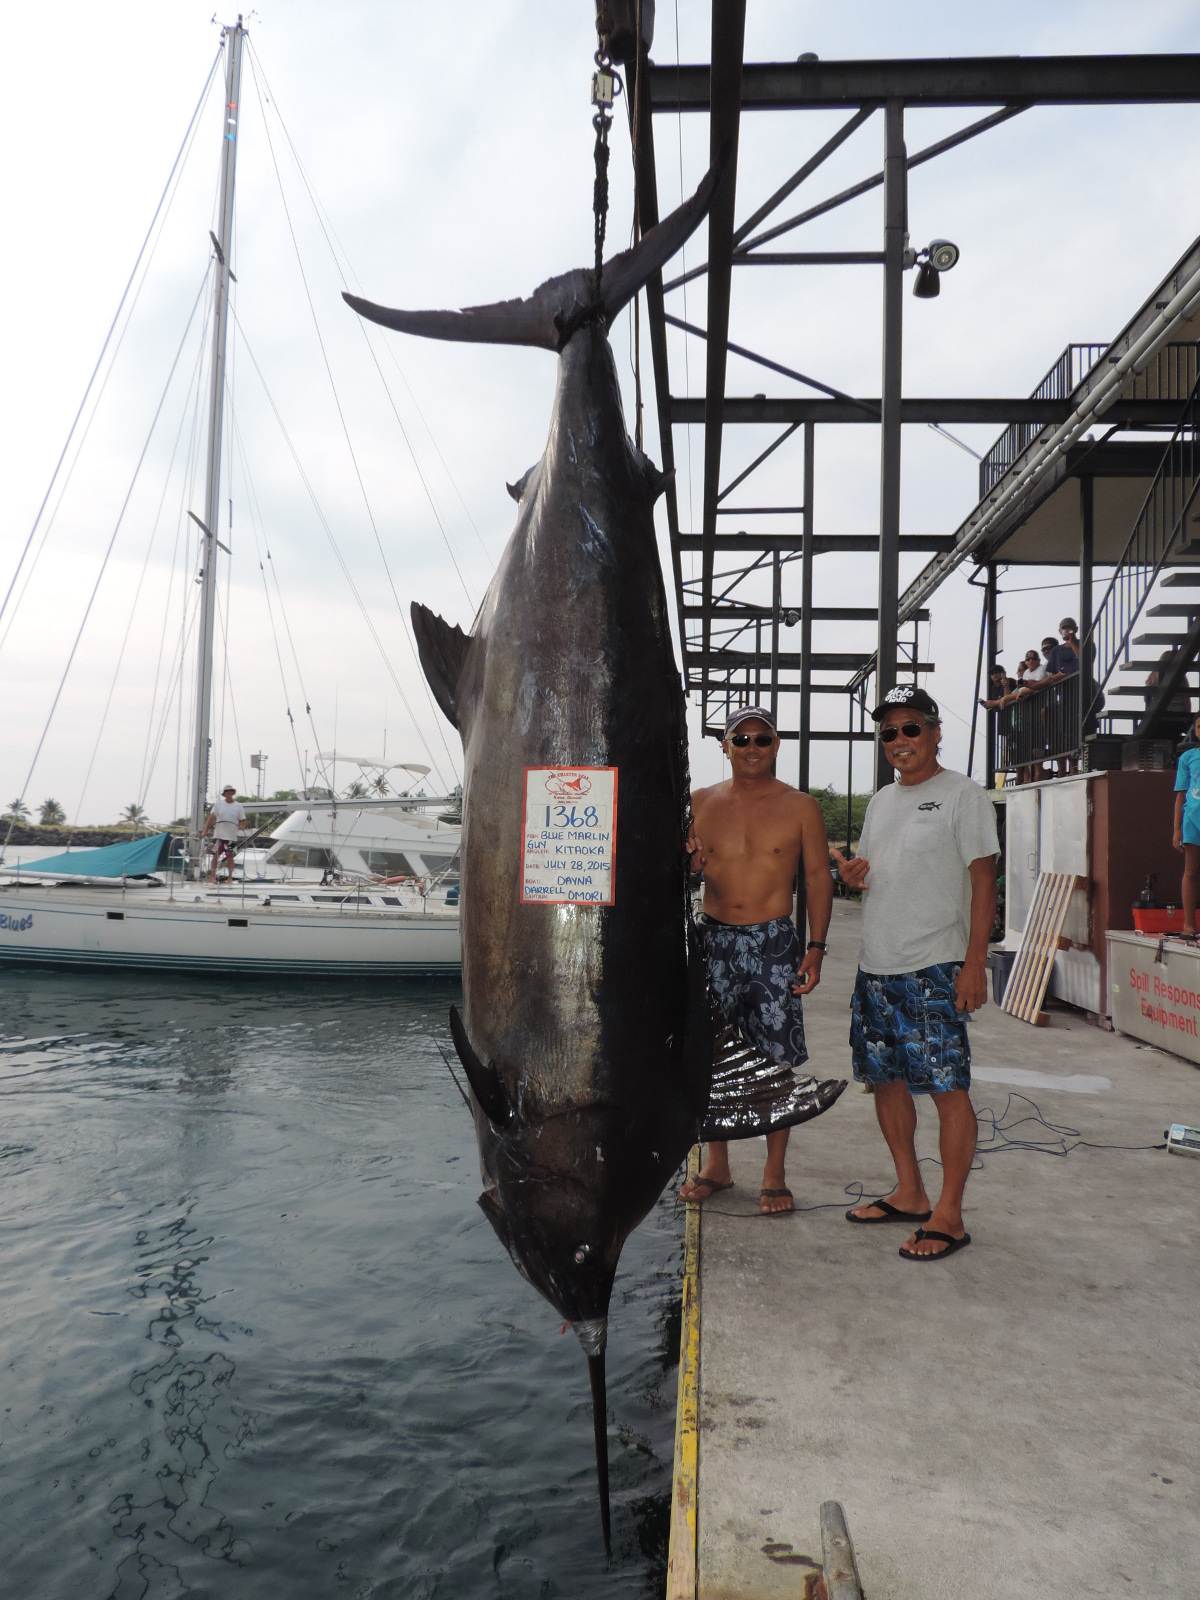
[1082,363,1200,730]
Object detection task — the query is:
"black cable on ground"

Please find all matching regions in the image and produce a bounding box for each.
[673,1089,1167,1221]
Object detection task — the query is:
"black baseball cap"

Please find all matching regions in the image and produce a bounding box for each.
[871,684,940,722]
[722,705,778,738]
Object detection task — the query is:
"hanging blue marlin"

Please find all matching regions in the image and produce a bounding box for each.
[344,168,844,1555]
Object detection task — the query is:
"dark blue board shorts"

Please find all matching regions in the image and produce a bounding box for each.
[849,964,971,1095]
[700,915,808,1070]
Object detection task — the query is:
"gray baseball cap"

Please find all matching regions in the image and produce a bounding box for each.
[722,705,778,737]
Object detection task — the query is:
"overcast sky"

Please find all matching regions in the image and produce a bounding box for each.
[5,1,1200,824]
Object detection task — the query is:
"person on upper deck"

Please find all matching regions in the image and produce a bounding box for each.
[678,706,833,1216]
[1042,619,1081,682]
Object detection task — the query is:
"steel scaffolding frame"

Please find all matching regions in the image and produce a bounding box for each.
[623,16,1200,790]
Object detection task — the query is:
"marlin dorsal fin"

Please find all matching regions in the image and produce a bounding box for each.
[506,464,538,503]
[411,602,471,730]
[449,1005,512,1127]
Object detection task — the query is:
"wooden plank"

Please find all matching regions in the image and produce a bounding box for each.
[667,1146,702,1599]
[1002,871,1080,1024]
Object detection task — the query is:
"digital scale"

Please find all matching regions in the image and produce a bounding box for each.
[1165,1124,1200,1158]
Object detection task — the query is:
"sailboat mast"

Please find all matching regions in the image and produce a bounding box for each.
[188,17,246,869]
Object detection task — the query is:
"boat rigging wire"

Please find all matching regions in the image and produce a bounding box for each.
[0,48,222,642]
[2,267,212,859]
[230,312,453,791]
[138,298,214,813]
[246,42,495,574]
[242,57,458,782]
[227,401,320,791]
[213,580,248,796]
[74,307,213,826]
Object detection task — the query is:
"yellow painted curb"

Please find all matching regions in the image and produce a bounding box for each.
[666,1146,701,1600]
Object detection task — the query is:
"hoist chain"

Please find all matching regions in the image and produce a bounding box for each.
[591,41,622,307]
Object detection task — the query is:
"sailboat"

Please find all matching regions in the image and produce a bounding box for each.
[0,19,461,976]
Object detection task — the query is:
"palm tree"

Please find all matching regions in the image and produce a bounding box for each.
[121,802,148,833]
[371,773,389,797]
[4,797,30,823]
[345,779,368,799]
[39,798,66,826]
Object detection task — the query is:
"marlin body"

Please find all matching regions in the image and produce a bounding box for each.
[345,168,843,1552]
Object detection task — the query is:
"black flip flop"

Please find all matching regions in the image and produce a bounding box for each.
[898,1227,971,1262]
[760,1186,794,1216]
[845,1199,933,1226]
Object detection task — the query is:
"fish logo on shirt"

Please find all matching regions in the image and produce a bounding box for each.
[917,801,943,812]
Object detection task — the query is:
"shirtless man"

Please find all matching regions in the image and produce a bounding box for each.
[678,706,833,1215]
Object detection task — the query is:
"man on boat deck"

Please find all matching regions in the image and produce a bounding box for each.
[201,784,247,883]
[679,707,833,1215]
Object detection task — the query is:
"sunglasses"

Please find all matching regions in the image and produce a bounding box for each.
[729,732,775,747]
[880,721,927,743]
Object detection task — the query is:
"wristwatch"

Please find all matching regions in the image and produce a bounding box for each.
[807,940,827,952]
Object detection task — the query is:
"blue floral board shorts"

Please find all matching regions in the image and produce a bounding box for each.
[699,915,808,1069]
[850,964,970,1095]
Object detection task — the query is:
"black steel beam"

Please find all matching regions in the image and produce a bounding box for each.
[664,106,1025,291]
[733,105,876,245]
[699,0,747,711]
[687,650,935,671]
[799,423,816,792]
[668,396,1184,425]
[701,726,877,741]
[630,53,687,641]
[876,99,906,788]
[682,604,931,620]
[677,533,955,552]
[736,251,885,265]
[649,55,1200,111]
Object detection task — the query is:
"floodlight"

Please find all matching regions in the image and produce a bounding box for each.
[912,260,940,299]
[928,239,960,273]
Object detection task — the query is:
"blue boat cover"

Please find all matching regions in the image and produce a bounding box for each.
[26,832,174,879]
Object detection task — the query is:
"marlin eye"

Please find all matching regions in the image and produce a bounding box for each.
[573,1245,590,1265]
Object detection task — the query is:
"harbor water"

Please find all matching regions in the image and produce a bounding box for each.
[0,970,682,1598]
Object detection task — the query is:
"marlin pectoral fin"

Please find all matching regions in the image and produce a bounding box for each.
[449,1005,513,1127]
[411,602,471,730]
[683,922,715,1124]
[477,1186,514,1251]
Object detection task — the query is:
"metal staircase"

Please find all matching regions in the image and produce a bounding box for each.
[1083,355,1200,745]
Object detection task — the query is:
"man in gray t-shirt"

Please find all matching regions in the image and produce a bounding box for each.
[831,685,998,1263]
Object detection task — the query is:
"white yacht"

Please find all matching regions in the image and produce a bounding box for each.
[0,21,461,978]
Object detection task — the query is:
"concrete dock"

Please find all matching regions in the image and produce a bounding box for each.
[677,899,1200,1600]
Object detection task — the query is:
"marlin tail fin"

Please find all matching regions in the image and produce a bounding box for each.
[343,162,721,352]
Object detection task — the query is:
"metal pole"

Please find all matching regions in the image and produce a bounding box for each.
[1079,474,1094,752]
[967,586,987,779]
[188,19,245,872]
[846,694,854,853]
[985,563,998,788]
[799,422,815,791]
[874,99,906,791]
[770,549,780,724]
